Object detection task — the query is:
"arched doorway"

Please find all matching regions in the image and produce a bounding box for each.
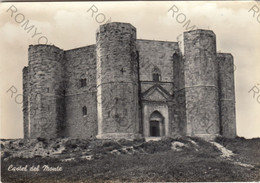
[149,111,165,137]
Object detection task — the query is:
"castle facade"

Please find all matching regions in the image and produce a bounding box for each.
[23,22,236,140]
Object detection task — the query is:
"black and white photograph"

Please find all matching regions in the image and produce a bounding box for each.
[0,1,260,182]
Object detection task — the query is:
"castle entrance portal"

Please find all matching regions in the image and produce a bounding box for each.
[150,121,160,136]
[149,111,165,137]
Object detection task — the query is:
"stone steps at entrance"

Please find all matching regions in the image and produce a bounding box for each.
[145,137,162,142]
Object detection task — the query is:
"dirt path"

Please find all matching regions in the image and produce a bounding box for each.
[210,141,254,168]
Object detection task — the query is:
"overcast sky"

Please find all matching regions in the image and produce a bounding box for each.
[0,1,259,139]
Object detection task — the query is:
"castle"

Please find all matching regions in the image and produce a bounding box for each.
[22,22,236,140]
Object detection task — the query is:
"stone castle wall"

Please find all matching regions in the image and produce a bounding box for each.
[23,22,236,140]
[136,40,183,136]
[64,45,98,138]
[136,40,179,83]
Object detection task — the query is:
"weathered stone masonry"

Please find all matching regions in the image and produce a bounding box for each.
[23,22,237,140]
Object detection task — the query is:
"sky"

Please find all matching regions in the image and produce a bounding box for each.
[0,1,260,139]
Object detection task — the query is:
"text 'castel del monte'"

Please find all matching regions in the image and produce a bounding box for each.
[22,22,236,140]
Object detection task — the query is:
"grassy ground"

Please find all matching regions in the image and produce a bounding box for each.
[215,136,260,166]
[1,137,260,182]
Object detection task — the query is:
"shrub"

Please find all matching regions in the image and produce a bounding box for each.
[133,137,145,144]
[65,139,80,149]
[101,140,122,149]
[118,139,134,146]
[141,140,172,154]
[37,137,46,142]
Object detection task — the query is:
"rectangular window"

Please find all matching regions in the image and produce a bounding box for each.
[153,73,160,82]
[82,106,87,116]
[80,78,87,87]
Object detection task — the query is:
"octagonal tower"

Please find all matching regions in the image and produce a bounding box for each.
[27,45,65,138]
[183,30,220,139]
[96,22,140,139]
